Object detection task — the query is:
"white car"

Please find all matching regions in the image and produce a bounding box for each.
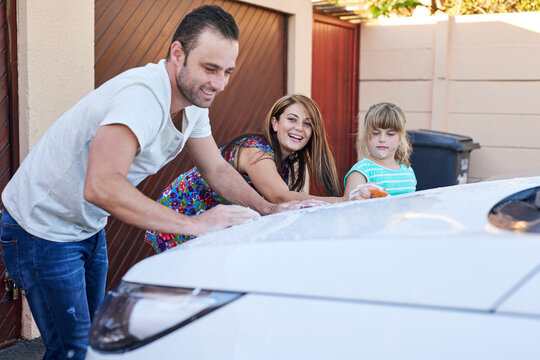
[86,176,540,360]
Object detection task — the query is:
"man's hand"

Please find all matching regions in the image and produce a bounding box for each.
[348,183,389,201]
[192,204,261,235]
[269,199,329,213]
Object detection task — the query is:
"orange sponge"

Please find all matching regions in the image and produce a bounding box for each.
[369,188,389,198]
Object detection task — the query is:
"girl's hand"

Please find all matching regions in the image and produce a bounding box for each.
[348,183,389,201]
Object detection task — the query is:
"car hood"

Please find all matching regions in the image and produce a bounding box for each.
[124,177,540,313]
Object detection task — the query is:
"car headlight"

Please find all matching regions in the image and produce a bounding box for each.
[89,281,243,353]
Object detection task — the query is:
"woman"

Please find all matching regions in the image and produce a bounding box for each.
[145,94,344,253]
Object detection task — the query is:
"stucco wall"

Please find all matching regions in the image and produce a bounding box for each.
[359,12,540,181]
[16,0,95,339]
[17,0,95,158]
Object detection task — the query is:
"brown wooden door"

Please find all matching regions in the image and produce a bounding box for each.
[95,0,288,289]
[311,13,359,195]
[0,0,20,349]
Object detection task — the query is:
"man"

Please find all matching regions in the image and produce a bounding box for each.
[0,5,304,359]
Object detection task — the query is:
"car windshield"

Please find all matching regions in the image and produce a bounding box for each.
[489,186,540,233]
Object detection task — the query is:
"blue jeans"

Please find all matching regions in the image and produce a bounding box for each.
[0,210,108,360]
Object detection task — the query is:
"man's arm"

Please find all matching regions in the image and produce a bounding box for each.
[84,124,258,235]
[186,136,280,215]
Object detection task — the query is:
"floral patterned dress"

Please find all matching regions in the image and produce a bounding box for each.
[145,136,289,253]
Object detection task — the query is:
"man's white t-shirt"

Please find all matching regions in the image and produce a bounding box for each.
[2,59,211,242]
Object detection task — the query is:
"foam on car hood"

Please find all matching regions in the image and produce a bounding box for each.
[124,177,540,312]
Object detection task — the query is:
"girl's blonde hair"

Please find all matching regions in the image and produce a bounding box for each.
[358,102,412,166]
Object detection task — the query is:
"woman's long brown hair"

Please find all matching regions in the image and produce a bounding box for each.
[222,94,341,196]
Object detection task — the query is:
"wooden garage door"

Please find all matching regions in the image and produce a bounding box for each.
[0,0,20,349]
[95,0,288,289]
[311,13,359,194]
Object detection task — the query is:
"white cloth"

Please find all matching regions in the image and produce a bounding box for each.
[2,59,211,242]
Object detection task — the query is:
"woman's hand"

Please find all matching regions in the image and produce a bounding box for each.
[270,199,329,213]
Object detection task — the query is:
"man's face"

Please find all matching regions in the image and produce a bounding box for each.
[176,29,238,108]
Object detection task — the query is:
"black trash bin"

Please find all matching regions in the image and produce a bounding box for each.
[408,129,480,191]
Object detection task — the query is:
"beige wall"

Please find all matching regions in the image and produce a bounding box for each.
[359,12,540,181]
[17,0,95,158]
[16,0,95,339]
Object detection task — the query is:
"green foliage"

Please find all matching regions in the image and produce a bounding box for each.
[369,0,424,17]
[433,0,540,15]
[329,0,540,18]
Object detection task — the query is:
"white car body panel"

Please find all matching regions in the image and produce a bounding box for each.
[123,177,540,311]
[124,235,540,311]
[87,177,540,359]
[497,271,540,315]
[88,293,540,360]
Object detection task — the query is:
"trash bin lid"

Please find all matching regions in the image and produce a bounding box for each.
[408,129,481,152]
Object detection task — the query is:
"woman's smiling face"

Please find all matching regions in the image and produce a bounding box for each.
[271,103,313,159]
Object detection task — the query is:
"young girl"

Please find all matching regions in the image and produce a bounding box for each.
[145,94,346,253]
[344,102,417,199]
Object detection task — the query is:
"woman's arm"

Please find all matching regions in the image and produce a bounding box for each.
[186,136,276,214]
[237,147,346,204]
